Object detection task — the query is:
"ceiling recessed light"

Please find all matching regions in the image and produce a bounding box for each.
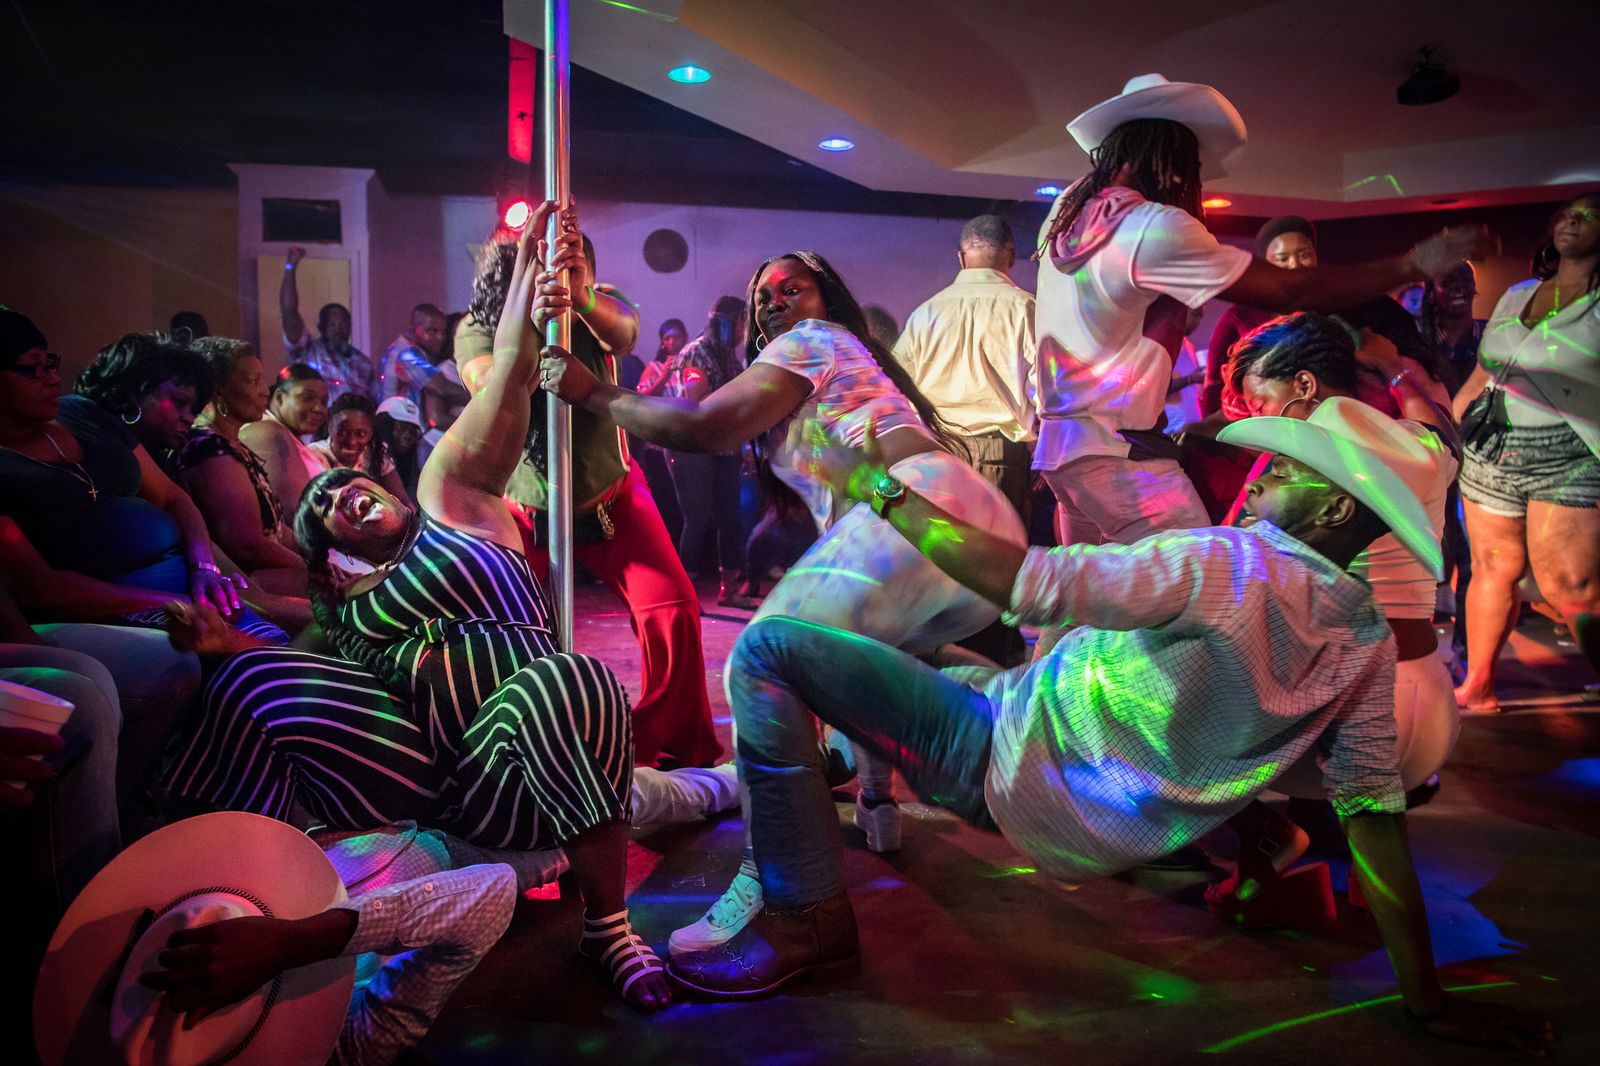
[667,64,710,84]
[1035,184,1062,197]
[818,137,855,152]
[1202,197,1232,209]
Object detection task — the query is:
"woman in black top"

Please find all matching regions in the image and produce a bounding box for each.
[0,307,265,635]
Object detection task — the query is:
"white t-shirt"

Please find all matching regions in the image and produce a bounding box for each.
[1034,199,1250,468]
[755,319,928,531]
[1346,419,1459,620]
[1479,278,1600,458]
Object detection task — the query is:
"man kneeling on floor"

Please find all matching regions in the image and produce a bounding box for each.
[670,399,1552,1054]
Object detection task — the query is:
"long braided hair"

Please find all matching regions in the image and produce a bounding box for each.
[293,467,418,699]
[1034,118,1205,260]
[742,251,964,456]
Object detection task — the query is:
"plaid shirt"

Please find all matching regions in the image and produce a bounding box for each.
[286,333,377,404]
[984,521,1401,883]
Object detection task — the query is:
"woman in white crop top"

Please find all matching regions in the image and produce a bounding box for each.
[541,250,1026,951]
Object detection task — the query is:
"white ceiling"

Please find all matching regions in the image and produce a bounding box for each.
[507,0,1600,218]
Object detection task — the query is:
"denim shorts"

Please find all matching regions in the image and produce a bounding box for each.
[1459,419,1600,517]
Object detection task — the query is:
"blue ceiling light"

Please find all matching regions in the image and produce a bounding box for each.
[1035,184,1063,197]
[818,137,855,152]
[668,64,711,84]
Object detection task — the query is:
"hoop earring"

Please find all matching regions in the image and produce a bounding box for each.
[1276,395,1320,418]
[121,406,142,426]
[754,333,768,353]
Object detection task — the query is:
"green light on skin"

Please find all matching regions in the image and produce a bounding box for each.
[1201,981,1517,1053]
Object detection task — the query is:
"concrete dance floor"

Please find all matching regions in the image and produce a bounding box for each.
[406,580,1600,1065]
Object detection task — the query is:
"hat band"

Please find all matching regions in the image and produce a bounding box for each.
[124,886,283,1066]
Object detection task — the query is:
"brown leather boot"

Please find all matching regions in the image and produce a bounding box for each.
[667,891,860,997]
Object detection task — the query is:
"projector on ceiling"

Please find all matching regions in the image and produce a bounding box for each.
[1398,48,1460,106]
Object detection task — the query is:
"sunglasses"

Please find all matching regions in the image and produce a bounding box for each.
[1,352,62,379]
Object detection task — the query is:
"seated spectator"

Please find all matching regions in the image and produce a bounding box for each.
[0,308,275,642]
[375,396,424,500]
[74,331,213,479]
[175,337,310,628]
[309,392,410,503]
[241,362,330,522]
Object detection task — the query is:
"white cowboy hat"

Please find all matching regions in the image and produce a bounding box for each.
[376,395,423,428]
[1068,73,1248,180]
[34,812,354,1066]
[1217,397,1445,581]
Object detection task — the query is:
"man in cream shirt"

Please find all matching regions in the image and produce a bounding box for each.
[894,215,1037,663]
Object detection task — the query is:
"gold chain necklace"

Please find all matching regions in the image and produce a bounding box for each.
[0,427,99,501]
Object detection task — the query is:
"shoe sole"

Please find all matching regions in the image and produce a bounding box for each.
[667,953,861,999]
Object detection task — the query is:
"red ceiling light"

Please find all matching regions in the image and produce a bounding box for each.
[1202,197,1232,209]
[501,199,533,230]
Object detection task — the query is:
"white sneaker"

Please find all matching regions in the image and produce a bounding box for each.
[667,871,763,956]
[854,796,902,853]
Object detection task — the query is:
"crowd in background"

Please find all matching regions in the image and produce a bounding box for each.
[3,163,1596,1059]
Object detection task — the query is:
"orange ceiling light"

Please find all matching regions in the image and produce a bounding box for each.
[1202,197,1232,209]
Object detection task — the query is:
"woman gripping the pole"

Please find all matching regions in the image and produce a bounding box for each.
[164,205,673,1011]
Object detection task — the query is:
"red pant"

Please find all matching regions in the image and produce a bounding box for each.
[513,463,722,769]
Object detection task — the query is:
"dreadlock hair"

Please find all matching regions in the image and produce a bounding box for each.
[1035,118,1205,260]
[76,331,214,418]
[325,392,389,473]
[1226,312,1360,399]
[1530,190,1600,320]
[294,467,418,699]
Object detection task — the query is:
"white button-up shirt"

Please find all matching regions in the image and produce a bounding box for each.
[983,521,1401,883]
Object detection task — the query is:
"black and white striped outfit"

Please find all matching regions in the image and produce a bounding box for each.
[168,515,633,848]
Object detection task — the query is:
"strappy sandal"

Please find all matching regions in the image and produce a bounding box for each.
[581,910,671,1011]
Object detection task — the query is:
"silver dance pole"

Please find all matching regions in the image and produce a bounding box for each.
[543,0,573,651]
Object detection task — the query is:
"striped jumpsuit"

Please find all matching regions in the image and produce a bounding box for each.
[168,516,633,849]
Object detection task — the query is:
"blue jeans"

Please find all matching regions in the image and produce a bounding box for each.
[730,617,997,906]
[0,646,121,923]
[34,623,202,839]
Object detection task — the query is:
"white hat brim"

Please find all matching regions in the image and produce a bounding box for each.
[34,813,355,1066]
[1068,78,1247,180]
[1217,415,1444,582]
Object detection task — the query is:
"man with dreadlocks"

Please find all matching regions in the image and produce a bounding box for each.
[1032,73,1486,557]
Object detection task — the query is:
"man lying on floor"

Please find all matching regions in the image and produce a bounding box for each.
[669,399,1553,1055]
